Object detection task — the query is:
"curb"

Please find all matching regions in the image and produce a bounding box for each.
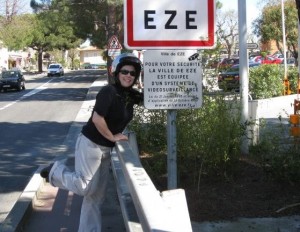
[0,168,44,232]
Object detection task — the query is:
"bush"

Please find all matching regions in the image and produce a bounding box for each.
[176,94,245,186]
[249,65,300,99]
[72,59,80,70]
[129,93,246,188]
[129,107,167,178]
[287,67,300,94]
[249,65,284,99]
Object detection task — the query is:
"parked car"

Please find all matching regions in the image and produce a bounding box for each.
[250,55,282,64]
[218,58,240,69]
[82,63,92,69]
[206,58,222,69]
[218,62,261,90]
[47,63,64,77]
[90,64,100,69]
[0,69,26,91]
[281,58,297,67]
[272,53,284,61]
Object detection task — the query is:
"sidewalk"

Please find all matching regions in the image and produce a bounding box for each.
[23,158,126,232]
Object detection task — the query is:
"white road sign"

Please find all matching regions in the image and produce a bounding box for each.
[124,0,215,49]
[247,43,258,49]
[143,50,202,110]
[108,49,121,57]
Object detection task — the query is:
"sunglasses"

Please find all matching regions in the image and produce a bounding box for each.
[120,69,136,77]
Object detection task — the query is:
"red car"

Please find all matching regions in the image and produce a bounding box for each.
[251,56,282,64]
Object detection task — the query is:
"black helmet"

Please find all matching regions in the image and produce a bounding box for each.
[111,53,142,86]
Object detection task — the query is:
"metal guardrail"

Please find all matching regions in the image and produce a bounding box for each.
[111,132,192,232]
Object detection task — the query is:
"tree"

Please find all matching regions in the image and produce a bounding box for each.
[0,0,34,50]
[67,0,123,47]
[30,0,51,13]
[0,0,31,20]
[27,0,82,72]
[0,13,35,50]
[253,0,298,59]
[30,0,124,76]
[68,0,123,83]
[68,48,79,69]
[296,0,300,21]
[216,9,239,58]
[201,1,235,62]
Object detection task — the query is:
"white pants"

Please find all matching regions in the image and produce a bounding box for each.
[49,133,112,232]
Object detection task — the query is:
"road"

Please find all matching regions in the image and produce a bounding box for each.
[0,69,106,223]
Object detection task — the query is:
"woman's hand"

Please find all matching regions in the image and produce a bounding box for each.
[113,133,128,142]
[92,111,129,143]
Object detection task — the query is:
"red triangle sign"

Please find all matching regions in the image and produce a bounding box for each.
[108,35,122,49]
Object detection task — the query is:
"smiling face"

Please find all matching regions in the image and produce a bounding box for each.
[117,65,136,88]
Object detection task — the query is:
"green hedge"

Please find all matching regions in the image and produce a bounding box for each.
[249,65,299,99]
[129,94,246,188]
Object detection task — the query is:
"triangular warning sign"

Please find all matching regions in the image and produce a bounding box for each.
[108,35,122,49]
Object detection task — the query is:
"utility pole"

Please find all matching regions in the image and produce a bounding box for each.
[238,0,249,155]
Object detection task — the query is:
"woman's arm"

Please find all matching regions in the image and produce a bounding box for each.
[92,111,128,142]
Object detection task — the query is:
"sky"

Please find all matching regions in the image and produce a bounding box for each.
[0,0,33,15]
[220,0,265,26]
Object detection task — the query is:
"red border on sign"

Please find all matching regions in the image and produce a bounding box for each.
[108,35,123,49]
[126,0,215,48]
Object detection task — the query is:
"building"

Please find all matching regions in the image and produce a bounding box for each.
[78,45,106,68]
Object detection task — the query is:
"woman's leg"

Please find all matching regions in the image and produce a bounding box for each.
[77,145,111,232]
[48,134,108,196]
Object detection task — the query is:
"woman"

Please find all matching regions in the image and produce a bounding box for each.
[40,53,143,232]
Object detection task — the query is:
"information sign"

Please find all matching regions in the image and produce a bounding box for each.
[124,0,215,49]
[143,50,202,110]
[108,49,121,57]
[247,43,258,49]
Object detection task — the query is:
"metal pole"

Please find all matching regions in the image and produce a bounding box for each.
[298,23,300,97]
[167,109,177,189]
[238,0,249,155]
[281,0,288,79]
[107,3,116,84]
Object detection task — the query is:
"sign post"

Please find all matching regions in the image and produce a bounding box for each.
[124,0,215,189]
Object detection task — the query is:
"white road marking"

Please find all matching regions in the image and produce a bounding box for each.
[0,80,52,111]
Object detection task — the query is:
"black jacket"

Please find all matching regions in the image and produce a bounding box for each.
[82,84,143,147]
